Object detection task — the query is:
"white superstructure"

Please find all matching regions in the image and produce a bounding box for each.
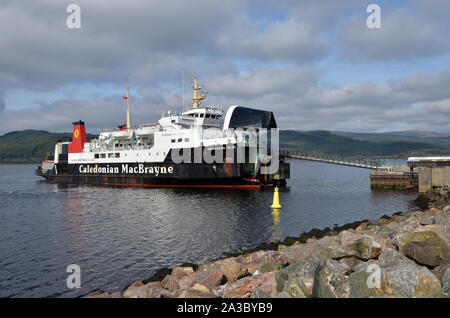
[67,78,258,165]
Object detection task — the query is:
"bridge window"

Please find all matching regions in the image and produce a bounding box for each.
[205,114,210,118]
[100,153,106,158]
[115,153,120,158]
[185,138,189,142]
[94,154,99,159]
[200,114,204,118]
[178,138,182,142]
[108,153,114,158]
[171,139,176,143]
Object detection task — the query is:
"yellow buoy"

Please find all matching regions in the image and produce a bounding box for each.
[271,186,282,209]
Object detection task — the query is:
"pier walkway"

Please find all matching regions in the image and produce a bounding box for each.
[279,150,384,169]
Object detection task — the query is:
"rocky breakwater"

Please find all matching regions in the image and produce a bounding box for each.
[89,188,450,298]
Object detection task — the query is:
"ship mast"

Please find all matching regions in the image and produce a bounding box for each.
[126,87,131,129]
[192,77,206,109]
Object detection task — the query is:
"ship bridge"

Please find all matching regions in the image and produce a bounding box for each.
[223,106,277,130]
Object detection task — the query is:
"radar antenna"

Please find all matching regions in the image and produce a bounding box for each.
[192,76,206,109]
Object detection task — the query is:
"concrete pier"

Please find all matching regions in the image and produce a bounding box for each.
[370,164,417,190]
[407,157,450,193]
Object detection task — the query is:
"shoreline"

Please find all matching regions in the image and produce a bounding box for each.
[88,186,450,298]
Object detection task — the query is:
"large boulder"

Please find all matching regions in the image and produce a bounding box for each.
[160,266,196,292]
[402,241,450,267]
[171,266,195,279]
[280,241,335,265]
[177,268,225,290]
[396,231,450,266]
[123,281,167,298]
[348,264,377,298]
[177,288,216,298]
[161,275,180,292]
[220,258,247,282]
[275,256,319,297]
[222,271,278,298]
[331,235,383,261]
[312,260,351,298]
[237,250,288,274]
[442,267,450,295]
[431,263,450,282]
[374,248,443,297]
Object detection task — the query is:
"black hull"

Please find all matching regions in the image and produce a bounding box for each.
[35,161,289,189]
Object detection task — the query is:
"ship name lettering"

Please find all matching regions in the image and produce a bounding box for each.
[79,164,173,175]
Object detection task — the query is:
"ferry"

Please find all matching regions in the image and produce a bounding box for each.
[35,78,290,189]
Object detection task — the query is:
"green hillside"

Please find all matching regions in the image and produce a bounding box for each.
[280,130,450,158]
[0,129,449,163]
[0,130,97,163]
[333,131,450,148]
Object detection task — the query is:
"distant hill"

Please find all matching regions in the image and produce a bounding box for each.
[332,131,450,149]
[0,129,449,163]
[280,130,450,158]
[379,130,450,138]
[0,130,97,163]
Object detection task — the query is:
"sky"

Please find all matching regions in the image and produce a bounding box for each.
[0,0,449,135]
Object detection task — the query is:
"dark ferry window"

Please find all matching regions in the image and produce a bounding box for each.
[227,107,277,129]
[200,114,204,118]
[211,115,216,119]
[171,120,175,123]
[94,154,99,159]
[100,153,106,158]
[205,114,210,118]
[171,139,175,143]
[115,153,120,158]
[178,138,182,142]
[185,138,189,142]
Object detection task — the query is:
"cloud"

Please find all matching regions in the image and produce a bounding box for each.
[1,67,449,135]
[337,8,450,62]
[204,66,322,98]
[214,18,331,63]
[0,92,171,135]
[0,0,449,134]
[0,0,330,93]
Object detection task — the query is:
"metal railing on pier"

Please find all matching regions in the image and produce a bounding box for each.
[279,149,385,169]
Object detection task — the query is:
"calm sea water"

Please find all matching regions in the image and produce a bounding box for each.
[0,161,417,297]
